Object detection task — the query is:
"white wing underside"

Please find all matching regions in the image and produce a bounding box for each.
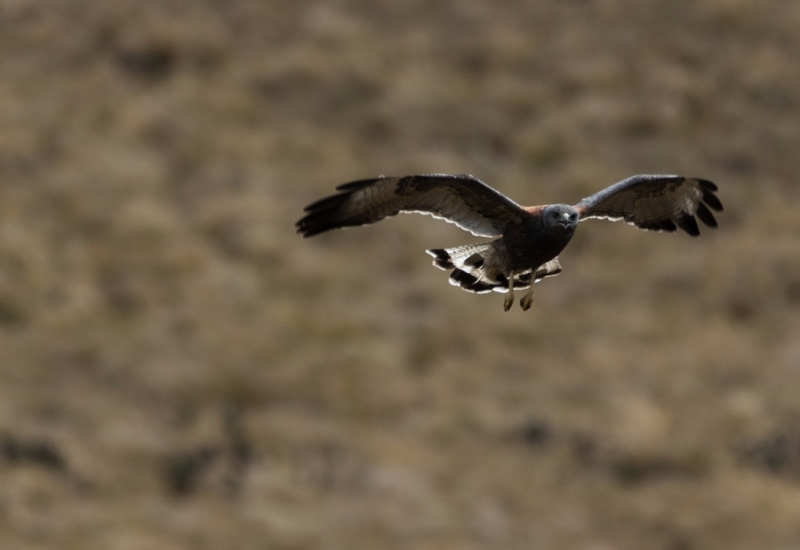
[400,208,500,237]
[579,188,698,223]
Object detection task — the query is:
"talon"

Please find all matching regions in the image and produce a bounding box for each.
[520,287,535,311]
[503,270,517,312]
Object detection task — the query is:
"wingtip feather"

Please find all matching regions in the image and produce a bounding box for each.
[695,202,718,228]
[676,214,701,237]
[297,182,371,237]
[697,179,718,192]
[335,177,386,191]
[701,189,724,212]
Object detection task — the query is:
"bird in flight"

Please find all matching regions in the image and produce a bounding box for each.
[296,174,722,311]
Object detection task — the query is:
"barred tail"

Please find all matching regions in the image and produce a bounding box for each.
[426,243,492,271]
[447,260,561,294]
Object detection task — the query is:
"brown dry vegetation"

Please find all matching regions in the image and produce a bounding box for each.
[1,0,800,548]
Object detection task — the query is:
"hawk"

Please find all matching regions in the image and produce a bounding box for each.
[296,174,723,311]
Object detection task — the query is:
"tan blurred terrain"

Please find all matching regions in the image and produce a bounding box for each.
[1,0,800,548]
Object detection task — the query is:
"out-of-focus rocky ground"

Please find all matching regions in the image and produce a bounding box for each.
[1,1,800,548]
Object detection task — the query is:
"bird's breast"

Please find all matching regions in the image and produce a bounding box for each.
[502,220,574,270]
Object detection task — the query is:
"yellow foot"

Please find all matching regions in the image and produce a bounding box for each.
[520,291,534,311]
[503,271,517,312]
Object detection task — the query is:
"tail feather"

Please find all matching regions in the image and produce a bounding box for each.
[535,259,562,281]
[448,269,496,293]
[426,243,492,271]
[448,257,563,294]
[429,243,563,295]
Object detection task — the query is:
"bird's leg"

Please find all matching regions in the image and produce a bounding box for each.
[503,271,516,312]
[520,284,535,311]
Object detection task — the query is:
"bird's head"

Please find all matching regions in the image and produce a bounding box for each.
[543,204,579,233]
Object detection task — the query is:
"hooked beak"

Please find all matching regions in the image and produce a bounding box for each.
[558,212,573,227]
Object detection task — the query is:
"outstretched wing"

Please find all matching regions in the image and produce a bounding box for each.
[296,174,524,238]
[573,175,723,236]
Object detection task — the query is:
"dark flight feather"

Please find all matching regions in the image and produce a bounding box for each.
[574,174,723,237]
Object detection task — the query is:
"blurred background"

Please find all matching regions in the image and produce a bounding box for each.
[1,0,799,548]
